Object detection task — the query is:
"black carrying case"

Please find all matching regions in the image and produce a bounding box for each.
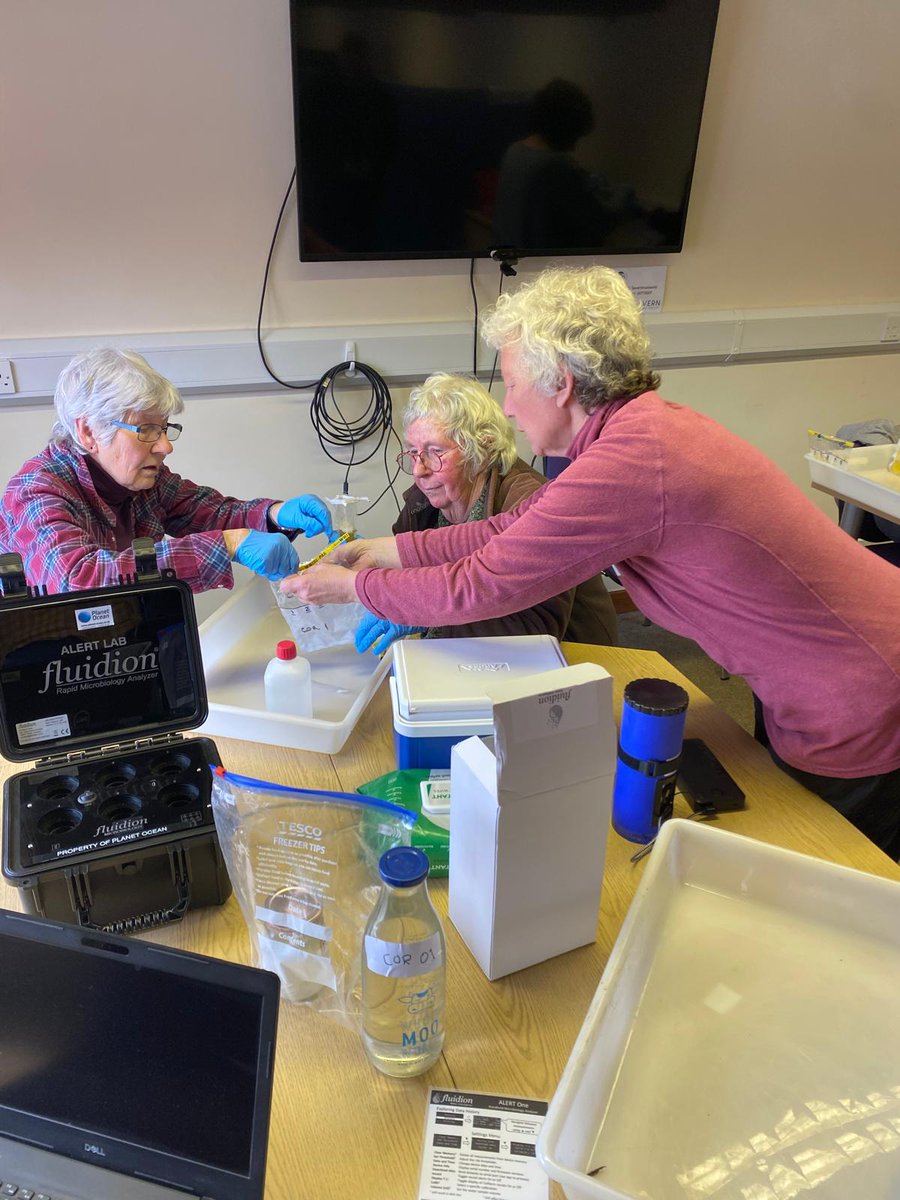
[0,542,231,934]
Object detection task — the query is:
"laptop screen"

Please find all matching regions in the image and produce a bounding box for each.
[0,910,279,1200]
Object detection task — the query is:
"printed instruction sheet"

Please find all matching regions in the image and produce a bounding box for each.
[417,1089,548,1200]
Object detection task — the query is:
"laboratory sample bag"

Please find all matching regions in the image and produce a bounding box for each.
[211,767,417,1028]
[271,581,370,652]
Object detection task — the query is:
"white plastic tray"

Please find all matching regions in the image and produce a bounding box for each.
[197,578,391,754]
[537,819,900,1200]
[806,442,900,519]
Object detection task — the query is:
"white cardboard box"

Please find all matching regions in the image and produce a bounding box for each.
[448,662,615,981]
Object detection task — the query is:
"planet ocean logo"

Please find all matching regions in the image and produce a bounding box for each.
[75,604,115,631]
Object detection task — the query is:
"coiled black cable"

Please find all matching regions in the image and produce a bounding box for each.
[309,359,402,512]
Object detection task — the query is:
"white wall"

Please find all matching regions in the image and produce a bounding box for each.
[3,352,894,546]
[2,0,899,335]
[1,0,899,580]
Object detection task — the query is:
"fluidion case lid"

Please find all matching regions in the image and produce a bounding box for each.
[0,578,207,763]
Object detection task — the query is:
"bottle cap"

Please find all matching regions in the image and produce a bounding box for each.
[379,846,429,887]
[623,677,689,716]
[276,640,297,661]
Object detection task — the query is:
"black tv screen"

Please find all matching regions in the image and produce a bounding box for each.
[289,0,719,263]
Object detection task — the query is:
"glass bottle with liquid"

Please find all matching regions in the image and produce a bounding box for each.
[263,640,312,716]
[361,846,445,1077]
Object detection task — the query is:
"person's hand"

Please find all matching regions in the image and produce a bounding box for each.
[278,562,358,605]
[274,495,335,539]
[327,538,380,571]
[354,612,425,655]
[232,530,299,580]
[329,535,402,570]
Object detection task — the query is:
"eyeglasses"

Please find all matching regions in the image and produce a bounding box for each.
[396,448,451,474]
[110,420,183,443]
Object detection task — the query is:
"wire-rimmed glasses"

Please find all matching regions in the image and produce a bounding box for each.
[396,447,450,474]
[110,420,183,443]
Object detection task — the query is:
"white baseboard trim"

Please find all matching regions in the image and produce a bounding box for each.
[2,304,898,401]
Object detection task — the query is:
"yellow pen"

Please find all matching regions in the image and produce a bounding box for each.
[296,530,353,572]
[807,428,854,449]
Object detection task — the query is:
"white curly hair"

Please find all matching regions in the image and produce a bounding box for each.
[480,266,660,412]
[403,373,518,476]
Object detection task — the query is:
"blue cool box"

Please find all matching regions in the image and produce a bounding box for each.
[389,636,568,770]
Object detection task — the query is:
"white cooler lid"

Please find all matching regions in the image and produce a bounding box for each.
[393,635,566,719]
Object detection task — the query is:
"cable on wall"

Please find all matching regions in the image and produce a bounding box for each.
[257,167,402,516]
[487,256,514,391]
[258,174,521,517]
[256,169,320,390]
[470,254,515,392]
[309,360,402,514]
[469,257,479,375]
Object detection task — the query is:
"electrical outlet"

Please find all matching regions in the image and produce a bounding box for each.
[0,359,16,394]
[881,315,900,343]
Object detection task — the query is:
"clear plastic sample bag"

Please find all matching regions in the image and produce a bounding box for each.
[271,580,370,653]
[211,768,416,1028]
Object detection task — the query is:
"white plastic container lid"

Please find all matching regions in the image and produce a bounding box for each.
[389,677,492,740]
[419,771,451,816]
[392,635,567,721]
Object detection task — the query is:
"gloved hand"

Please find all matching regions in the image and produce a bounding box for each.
[354,612,426,655]
[232,530,299,581]
[277,495,335,539]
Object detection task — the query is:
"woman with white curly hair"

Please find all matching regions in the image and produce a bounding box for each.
[282,266,900,858]
[354,371,617,653]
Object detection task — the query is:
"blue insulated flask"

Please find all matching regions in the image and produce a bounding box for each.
[612,678,689,844]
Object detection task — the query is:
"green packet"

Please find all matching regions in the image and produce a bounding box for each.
[357,769,449,877]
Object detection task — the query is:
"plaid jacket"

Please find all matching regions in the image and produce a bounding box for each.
[0,439,275,593]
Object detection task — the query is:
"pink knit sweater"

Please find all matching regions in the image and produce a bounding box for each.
[357,394,900,778]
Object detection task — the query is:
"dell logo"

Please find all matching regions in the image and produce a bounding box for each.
[84,1142,107,1157]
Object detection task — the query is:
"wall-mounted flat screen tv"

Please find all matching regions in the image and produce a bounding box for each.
[289,0,720,262]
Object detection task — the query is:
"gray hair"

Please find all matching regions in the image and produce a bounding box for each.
[52,349,183,452]
[480,266,660,412]
[404,373,518,476]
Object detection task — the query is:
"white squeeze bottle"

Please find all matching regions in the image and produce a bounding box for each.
[264,640,312,716]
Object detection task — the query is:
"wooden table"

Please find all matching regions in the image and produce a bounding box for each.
[3,645,899,1200]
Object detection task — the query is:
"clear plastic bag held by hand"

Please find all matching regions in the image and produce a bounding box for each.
[271,580,371,652]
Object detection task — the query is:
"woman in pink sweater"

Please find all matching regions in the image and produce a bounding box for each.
[282,267,900,857]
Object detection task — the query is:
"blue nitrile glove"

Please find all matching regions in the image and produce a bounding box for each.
[233,530,299,581]
[277,494,334,539]
[354,612,426,655]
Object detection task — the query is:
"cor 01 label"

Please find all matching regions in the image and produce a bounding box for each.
[364,932,443,978]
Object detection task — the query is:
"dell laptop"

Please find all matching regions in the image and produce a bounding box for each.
[0,907,279,1200]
